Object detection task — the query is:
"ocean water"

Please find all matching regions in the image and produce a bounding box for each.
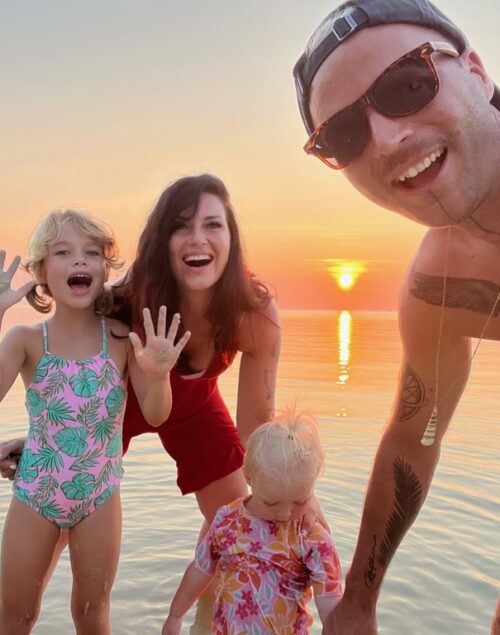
[0,306,498,634]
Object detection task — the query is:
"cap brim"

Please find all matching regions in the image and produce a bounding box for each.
[492,84,500,112]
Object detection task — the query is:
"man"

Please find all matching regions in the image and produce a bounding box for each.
[293,1,500,633]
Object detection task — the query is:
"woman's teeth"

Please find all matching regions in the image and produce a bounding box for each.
[184,255,213,268]
[398,148,445,182]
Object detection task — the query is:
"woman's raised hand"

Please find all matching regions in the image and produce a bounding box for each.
[129,306,191,379]
[0,251,36,313]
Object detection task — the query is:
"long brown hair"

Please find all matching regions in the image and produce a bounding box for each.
[114,174,272,355]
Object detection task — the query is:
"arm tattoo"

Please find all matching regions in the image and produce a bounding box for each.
[396,364,428,422]
[364,535,378,589]
[411,271,500,316]
[377,457,423,569]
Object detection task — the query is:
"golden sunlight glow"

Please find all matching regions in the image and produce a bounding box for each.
[337,310,351,387]
[336,310,352,417]
[326,259,366,291]
[339,273,354,290]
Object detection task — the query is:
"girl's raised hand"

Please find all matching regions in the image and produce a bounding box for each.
[129,306,191,380]
[0,251,36,312]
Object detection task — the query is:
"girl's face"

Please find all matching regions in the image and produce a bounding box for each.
[40,223,107,309]
[246,471,315,523]
[168,192,231,295]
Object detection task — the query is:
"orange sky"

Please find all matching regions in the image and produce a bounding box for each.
[1,1,497,310]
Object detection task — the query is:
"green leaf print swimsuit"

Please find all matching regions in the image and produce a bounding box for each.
[13,318,127,528]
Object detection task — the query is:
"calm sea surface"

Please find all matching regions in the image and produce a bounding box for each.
[0,306,498,634]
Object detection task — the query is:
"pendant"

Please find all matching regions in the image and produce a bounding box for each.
[420,406,438,446]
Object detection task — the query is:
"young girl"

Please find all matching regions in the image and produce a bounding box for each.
[162,411,342,635]
[0,209,190,635]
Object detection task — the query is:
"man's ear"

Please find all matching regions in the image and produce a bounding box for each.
[463,48,495,101]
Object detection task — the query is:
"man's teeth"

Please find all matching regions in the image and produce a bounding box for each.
[398,149,444,182]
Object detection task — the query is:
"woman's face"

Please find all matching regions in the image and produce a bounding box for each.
[168,192,231,295]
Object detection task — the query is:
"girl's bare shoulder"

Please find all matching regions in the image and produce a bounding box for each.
[2,322,42,344]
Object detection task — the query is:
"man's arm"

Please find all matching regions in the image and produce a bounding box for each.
[324,279,471,634]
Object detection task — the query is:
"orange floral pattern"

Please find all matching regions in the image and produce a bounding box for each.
[195,497,342,634]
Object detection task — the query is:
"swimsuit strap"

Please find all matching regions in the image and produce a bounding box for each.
[100,316,109,358]
[41,321,49,354]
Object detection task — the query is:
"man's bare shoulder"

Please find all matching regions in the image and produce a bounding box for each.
[408,227,450,275]
[410,226,499,278]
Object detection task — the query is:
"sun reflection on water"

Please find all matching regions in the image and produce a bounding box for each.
[336,310,352,417]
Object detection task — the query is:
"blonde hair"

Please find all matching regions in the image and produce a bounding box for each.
[244,409,325,487]
[25,208,123,314]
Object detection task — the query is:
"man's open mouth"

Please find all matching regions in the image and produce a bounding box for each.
[396,148,447,190]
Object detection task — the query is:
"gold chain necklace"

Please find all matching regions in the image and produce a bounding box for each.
[420,225,500,446]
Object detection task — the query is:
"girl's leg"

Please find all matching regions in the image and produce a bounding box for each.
[68,491,122,635]
[0,498,61,635]
[189,468,248,635]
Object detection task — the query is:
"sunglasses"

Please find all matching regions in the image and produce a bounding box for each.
[303,41,459,170]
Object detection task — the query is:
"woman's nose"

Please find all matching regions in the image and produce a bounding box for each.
[188,224,207,244]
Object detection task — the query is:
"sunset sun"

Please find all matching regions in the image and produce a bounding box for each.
[325,259,366,291]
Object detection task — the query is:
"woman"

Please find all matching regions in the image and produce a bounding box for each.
[114,173,280,522]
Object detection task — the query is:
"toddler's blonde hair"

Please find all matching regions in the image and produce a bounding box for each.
[25,208,123,314]
[244,409,325,487]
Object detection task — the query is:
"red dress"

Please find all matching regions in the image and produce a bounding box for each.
[122,350,245,495]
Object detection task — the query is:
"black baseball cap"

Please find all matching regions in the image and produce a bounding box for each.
[293,0,500,135]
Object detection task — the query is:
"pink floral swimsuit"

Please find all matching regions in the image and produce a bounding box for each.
[195,496,342,634]
[13,318,127,528]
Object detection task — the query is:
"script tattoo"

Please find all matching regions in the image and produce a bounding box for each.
[364,535,378,589]
[377,457,423,569]
[411,271,500,317]
[396,365,427,422]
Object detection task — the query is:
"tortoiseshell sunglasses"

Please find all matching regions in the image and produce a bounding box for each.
[303,41,459,169]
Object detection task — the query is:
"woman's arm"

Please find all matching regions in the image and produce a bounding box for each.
[236,298,281,445]
[128,307,190,426]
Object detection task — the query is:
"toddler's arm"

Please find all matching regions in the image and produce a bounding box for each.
[162,561,213,635]
[129,306,190,426]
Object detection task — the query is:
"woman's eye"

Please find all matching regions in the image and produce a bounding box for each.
[54,250,69,256]
[86,249,101,256]
[172,222,189,232]
[206,221,222,229]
